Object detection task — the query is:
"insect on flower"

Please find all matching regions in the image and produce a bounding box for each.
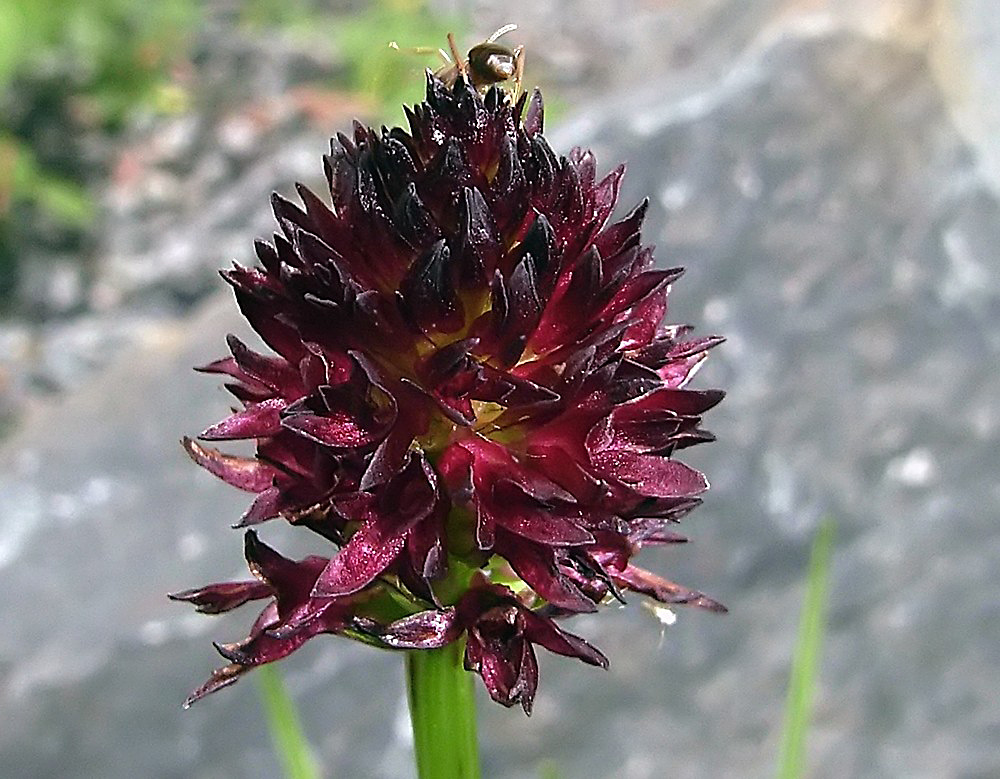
[392,23,525,97]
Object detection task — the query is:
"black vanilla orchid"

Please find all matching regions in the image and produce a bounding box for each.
[171,64,725,712]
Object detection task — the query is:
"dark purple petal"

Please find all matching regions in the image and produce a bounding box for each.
[456,186,501,282]
[199,398,285,440]
[168,580,272,614]
[626,387,726,417]
[182,437,279,492]
[226,334,302,393]
[625,496,702,522]
[243,530,326,599]
[280,411,382,448]
[591,450,708,498]
[399,239,464,332]
[521,610,608,667]
[599,268,682,325]
[465,632,523,708]
[621,282,668,350]
[360,412,420,490]
[513,641,539,715]
[492,503,594,546]
[407,505,446,582]
[380,608,460,649]
[496,533,597,613]
[628,517,690,545]
[184,663,246,707]
[194,356,273,397]
[592,164,624,228]
[233,486,283,527]
[615,564,727,613]
[594,198,647,260]
[312,518,408,597]
[523,88,544,135]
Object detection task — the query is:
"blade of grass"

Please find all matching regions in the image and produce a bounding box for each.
[776,519,835,779]
[256,665,321,779]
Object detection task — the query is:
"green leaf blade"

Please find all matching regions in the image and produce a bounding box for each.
[776,519,835,779]
[256,665,321,779]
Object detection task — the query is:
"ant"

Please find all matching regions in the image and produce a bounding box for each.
[392,24,525,97]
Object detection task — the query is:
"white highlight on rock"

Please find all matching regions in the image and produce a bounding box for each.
[886,447,937,486]
[139,620,170,647]
[659,179,692,211]
[177,532,207,561]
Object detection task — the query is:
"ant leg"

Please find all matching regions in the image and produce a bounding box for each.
[389,42,450,63]
[447,32,467,78]
[512,45,525,101]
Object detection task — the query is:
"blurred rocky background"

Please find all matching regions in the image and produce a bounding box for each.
[1,0,999,777]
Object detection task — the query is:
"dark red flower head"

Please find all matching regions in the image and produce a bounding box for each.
[173,64,725,710]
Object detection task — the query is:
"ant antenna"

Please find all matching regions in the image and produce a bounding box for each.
[487,23,518,43]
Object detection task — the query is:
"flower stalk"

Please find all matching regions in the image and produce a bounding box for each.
[407,640,480,779]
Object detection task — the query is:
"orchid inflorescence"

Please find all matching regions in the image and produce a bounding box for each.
[171,64,724,714]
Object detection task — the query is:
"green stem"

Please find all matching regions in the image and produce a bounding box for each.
[406,639,481,779]
[256,665,321,779]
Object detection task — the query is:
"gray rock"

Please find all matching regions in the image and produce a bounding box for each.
[2,14,999,779]
[0,298,410,779]
[537,25,1000,779]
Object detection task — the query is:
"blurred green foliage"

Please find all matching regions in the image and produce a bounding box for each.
[238,0,462,123]
[0,0,463,306]
[0,0,198,126]
[333,0,461,123]
[0,0,200,302]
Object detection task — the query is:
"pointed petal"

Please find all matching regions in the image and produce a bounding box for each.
[474,501,496,550]
[199,398,285,440]
[361,416,418,490]
[281,411,382,448]
[494,503,594,546]
[521,610,609,667]
[524,88,544,135]
[380,608,460,649]
[181,437,279,492]
[497,534,597,613]
[626,387,726,417]
[168,580,272,614]
[243,530,326,599]
[312,518,408,597]
[591,451,708,498]
[234,486,283,527]
[592,164,625,228]
[515,641,538,715]
[615,564,727,612]
[226,334,300,393]
[183,663,246,707]
[467,633,522,707]
[456,186,501,281]
[399,239,464,332]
